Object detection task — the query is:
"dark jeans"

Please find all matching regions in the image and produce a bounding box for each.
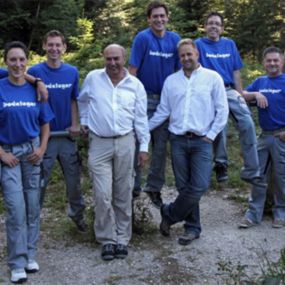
[166,134,213,235]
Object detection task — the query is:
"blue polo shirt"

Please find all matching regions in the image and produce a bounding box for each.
[129,28,181,95]
[28,62,79,131]
[195,37,243,85]
[246,74,285,131]
[0,78,54,145]
[0,68,8,79]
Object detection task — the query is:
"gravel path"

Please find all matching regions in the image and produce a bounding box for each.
[1,188,285,285]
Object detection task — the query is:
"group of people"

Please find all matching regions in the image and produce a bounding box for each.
[0,1,284,283]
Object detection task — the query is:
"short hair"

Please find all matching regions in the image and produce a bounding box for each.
[146,1,169,18]
[4,41,29,61]
[177,38,197,51]
[205,12,224,26]
[263,46,283,58]
[43,30,66,44]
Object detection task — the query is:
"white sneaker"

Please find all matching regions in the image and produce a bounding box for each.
[25,260,39,273]
[11,268,27,283]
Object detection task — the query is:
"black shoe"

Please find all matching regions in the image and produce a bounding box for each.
[146,191,163,208]
[214,164,228,183]
[178,232,199,246]
[159,204,171,236]
[115,244,128,259]
[101,244,116,261]
[73,218,88,232]
[132,187,141,199]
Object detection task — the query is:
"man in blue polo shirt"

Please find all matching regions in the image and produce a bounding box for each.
[28,30,87,232]
[0,68,8,79]
[195,12,260,184]
[239,47,285,228]
[129,1,180,207]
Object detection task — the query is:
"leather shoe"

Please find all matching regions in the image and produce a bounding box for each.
[159,204,171,236]
[146,191,163,208]
[101,244,116,261]
[178,231,199,245]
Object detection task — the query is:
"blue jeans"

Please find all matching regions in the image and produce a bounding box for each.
[214,88,259,180]
[1,138,41,270]
[165,134,213,235]
[134,95,169,193]
[41,137,85,221]
[245,134,285,223]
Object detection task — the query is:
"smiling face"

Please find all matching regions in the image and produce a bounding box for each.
[179,43,199,73]
[104,45,126,78]
[148,7,169,37]
[263,52,283,77]
[205,15,224,41]
[5,47,27,83]
[43,36,66,64]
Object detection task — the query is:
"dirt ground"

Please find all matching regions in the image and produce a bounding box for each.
[1,187,285,285]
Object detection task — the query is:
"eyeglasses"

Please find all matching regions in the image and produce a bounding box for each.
[206,21,223,27]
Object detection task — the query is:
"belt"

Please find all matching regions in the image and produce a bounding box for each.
[97,132,131,139]
[262,127,285,136]
[224,84,235,89]
[147,93,160,100]
[176,132,204,139]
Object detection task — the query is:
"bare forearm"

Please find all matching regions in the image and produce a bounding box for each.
[233,70,243,94]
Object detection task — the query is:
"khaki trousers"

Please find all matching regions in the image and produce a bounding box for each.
[88,132,135,245]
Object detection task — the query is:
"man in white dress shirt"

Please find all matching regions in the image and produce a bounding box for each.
[149,39,229,245]
[78,44,150,260]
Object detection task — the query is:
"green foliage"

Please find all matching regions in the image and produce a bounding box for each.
[224,0,283,59]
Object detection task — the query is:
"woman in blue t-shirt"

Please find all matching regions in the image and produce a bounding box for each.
[0,41,54,284]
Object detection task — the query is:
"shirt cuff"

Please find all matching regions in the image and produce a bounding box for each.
[139,143,149,153]
[80,118,88,126]
[206,131,217,141]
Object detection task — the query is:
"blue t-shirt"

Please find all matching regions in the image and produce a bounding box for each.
[0,68,8,79]
[28,62,79,131]
[195,37,243,85]
[246,74,285,131]
[129,28,181,95]
[0,78,54,145]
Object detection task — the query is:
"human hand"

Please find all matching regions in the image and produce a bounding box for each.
[0,152,19,167]
[36,81,48,102]
[138,152,148,168]
[255,92,268,109]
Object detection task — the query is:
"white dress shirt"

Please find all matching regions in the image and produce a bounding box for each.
[149,66,229,141]
[78,68,150,152]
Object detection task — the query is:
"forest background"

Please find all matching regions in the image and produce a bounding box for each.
[0,0,284,79]
[0,1,285,283]
[0,0,284,194]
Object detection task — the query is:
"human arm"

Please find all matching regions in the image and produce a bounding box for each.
[77,73,91,127]
[233,70,243,94]
[128,65,138,76]
[134,82,150,153]
[25,73,48,102]
[148,79,171,131]
[27,123,50,164]
[206,75,229,141]
[0,146,19,167]
[68,99,81,137]
[242,90,268,108]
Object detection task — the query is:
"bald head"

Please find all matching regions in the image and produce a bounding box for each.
[104,44,126,79]
[103,44,126,58]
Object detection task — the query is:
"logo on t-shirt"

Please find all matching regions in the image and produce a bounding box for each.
[46,83,72,90]
[3,101,36,108]
[149,50,173,59]
[260,88,281,94]
[206,52,231,59]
